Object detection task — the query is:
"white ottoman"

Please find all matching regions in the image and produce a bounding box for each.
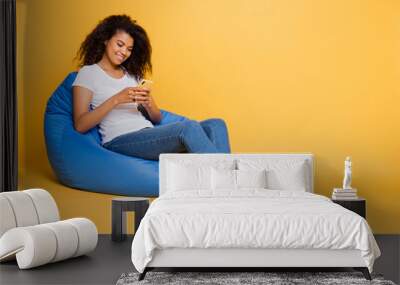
[0,189,98,269]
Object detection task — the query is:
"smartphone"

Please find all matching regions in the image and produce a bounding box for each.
[138,79,153,89]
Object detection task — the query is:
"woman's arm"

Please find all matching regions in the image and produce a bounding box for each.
[134,89,162,124]
[73,86,137,133]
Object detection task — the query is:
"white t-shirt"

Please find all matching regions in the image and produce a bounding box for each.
[72,64,154,144]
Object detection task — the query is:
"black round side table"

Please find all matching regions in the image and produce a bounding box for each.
[111,197,149,242]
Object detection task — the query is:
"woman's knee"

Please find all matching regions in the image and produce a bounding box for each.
[200,118,227,131]
[181,119,202,130]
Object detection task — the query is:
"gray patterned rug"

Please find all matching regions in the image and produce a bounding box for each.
[116,271,396,285]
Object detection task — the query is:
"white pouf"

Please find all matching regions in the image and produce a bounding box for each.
[0,189,98,269]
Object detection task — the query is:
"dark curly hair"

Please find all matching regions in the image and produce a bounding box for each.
[76,15,152,80]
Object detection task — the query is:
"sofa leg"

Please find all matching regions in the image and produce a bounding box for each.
[138,268,148,281]
[354,267,371,280]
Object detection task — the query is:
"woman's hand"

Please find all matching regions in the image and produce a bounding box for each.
[113,86,161,123]
[134,87,162,124]
[112,87,148,105]
[132,88,154,108]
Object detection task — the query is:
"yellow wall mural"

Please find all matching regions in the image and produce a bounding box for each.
[17,0,400,233]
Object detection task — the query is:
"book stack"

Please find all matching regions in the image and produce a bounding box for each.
[332,188,358,200]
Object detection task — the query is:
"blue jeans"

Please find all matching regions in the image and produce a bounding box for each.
[103,119,231,160]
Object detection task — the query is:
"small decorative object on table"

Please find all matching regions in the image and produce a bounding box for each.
[332,157,366,218]
[112,197,149,242]
[342,156,353,190]
[332,188,358,200]
[332,156,358,200]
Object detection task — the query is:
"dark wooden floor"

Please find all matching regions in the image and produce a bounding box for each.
[0,235,135,285]
[0,235,398,285]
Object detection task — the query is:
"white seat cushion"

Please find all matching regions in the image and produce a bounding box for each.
[0,192,40,227]
[24,189,60,223]
[0,196,17,237]
[0,189,59,237]
[0,218,97,269]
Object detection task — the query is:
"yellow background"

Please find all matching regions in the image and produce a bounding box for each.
[16,0,400,233]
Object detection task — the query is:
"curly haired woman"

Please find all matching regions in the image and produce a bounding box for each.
[73,15,230,160]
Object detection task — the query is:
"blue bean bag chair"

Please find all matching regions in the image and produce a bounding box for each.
[44,72,188,197]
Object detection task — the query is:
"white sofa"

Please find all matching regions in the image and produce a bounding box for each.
[0,189,98,269]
